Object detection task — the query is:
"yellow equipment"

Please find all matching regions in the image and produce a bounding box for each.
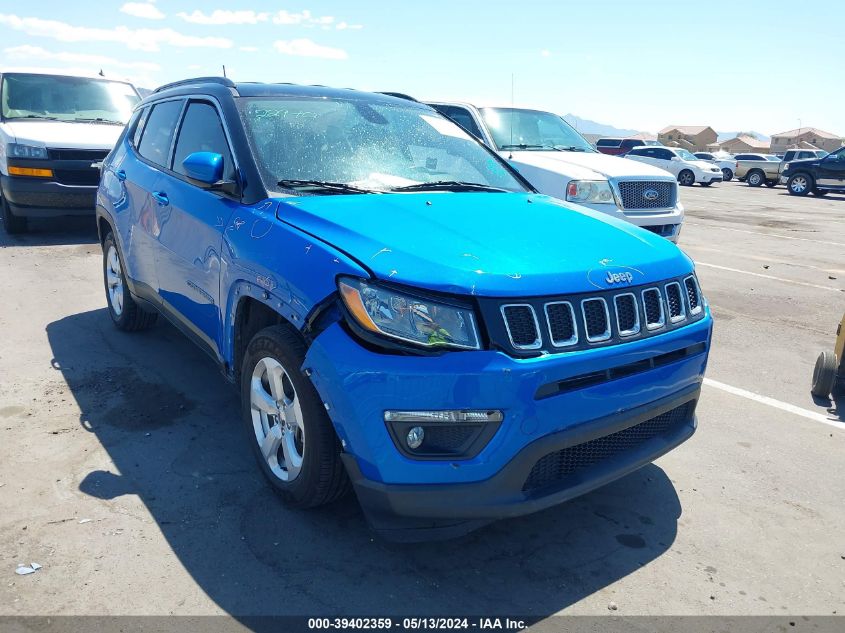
[812,312,845,398]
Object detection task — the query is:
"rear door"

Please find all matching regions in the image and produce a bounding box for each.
[153,99,239,358]
[123,99,184,294]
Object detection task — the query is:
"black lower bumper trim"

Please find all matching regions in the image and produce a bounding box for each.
[344,384,699,540]
[1,174,96,217]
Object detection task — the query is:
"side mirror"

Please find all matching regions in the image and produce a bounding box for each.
[671,156,681,161]
[182,151,239,195]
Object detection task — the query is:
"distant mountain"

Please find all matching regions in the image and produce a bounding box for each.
[717,131,771,143]
[563,113,641,138]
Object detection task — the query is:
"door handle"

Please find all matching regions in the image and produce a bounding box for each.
[115,169,126,181]
[152,191,169,206]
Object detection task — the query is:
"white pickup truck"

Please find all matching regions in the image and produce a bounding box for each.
[426,102,684,241]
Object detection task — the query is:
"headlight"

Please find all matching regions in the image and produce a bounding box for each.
[783,162,791,171]
[338,278,481,350]
[7,143,48,160]
[566,180,615,204]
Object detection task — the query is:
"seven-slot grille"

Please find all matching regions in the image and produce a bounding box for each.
[617,181,675,210]
[496,275,703,354]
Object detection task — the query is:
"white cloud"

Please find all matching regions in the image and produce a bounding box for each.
[272,10,338,26]
[239,46,259,52]
[177,10,269,25]
[273,38,347,60]
[120,2,165,20]
[541,50,551,57]
[335,21,363,30]
[4,44,160,71]
[0,13,232,52]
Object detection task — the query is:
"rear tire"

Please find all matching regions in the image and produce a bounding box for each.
[787,173,812,196]
[812,189,828,197]
[721,168,734,181]
[102,232,158,331]
[240,324,349,508]
[747,170,764,187]
[678,170,695,186]
[1,197,27,234]
[811,351,838,398]
[765,180,777,188]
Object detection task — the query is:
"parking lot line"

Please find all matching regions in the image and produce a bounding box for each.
[703,378,843,429]
[695,262,842,292]
[686,222,845,248]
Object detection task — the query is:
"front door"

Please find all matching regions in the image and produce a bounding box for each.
[816,149,845,188]
[154,100,239,358]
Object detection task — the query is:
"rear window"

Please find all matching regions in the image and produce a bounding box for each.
[137,100,183,168]
[596,139,621,147]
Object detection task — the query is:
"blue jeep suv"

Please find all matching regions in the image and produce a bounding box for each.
[96,77,712,540]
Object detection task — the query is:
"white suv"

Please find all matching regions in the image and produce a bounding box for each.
[626,146,723,186]
[426,102,685,242]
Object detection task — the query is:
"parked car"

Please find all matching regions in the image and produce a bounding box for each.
[596,137,660,156]
[734,153,781,187]
[780,145,845,196]
[426,102,684,241]
[0,69,141,233]
[96,77,712,541]
[625,146,723,186]
[694,152,738,182]
[778,149,828,177]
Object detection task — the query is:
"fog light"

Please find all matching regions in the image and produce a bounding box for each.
[406,426,425,450]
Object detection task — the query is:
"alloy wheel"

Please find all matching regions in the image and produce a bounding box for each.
[249,357,305,482]
[790,176,808,194]
[105,244,124,316]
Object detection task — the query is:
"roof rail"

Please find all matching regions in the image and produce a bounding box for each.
[153,76,236,94]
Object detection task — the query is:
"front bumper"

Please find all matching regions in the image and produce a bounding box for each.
[699,172,723,183]
[304,314,711,538]
[581,200,685,243]
[779,175,789,184]
[1,173,97,217]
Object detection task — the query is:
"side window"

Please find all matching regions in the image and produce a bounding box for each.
[128,107,147,148]
[137,100,183,167]
[172,101,235,181]
[627,148,642,156]
[655,149,673,160]
[432,106,484,140]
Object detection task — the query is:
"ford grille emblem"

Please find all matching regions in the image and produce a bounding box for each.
[643,188,660,201]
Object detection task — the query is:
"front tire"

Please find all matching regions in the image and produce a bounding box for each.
[747,170,764,187]
[1,197,27,234]
[678,170,695,186]
[102,232,158,331]
[700,181,713,187]
[787,173,812,196]
[722,168,734,182]
[240,325,349,508]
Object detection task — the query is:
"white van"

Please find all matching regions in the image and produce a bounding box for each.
[0,69,141,233]
[426,102,685,241]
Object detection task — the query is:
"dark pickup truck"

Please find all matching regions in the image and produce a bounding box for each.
[780,146,845,196]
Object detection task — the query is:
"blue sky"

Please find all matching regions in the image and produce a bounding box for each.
[0,0,840,135]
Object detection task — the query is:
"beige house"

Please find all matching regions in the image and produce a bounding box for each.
[770,128,843,154]
[716,135,770,154]
[658,125,718,152]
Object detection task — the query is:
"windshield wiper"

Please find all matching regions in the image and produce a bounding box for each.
[72,117,125,125]
[8,114,59,121]
[499,143,557,151]
[554,145,588,152]
[390,181,508,193]
[276,179,377,195]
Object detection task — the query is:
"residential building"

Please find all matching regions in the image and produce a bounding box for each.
[770,128,843,154]
[715,135,770,154]
[658,125,717,152]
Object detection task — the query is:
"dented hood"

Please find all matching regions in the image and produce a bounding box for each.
[276,192,692,297]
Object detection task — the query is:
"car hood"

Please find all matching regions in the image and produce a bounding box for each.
[1,120,124,150]
[276,192,692,297]
[506,150,676,180]
[690,160,718,171]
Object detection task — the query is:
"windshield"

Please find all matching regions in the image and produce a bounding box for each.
[675,149,698,161]
[1,73,140,124]
[238,97,529,194]
[479,107,595,152]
